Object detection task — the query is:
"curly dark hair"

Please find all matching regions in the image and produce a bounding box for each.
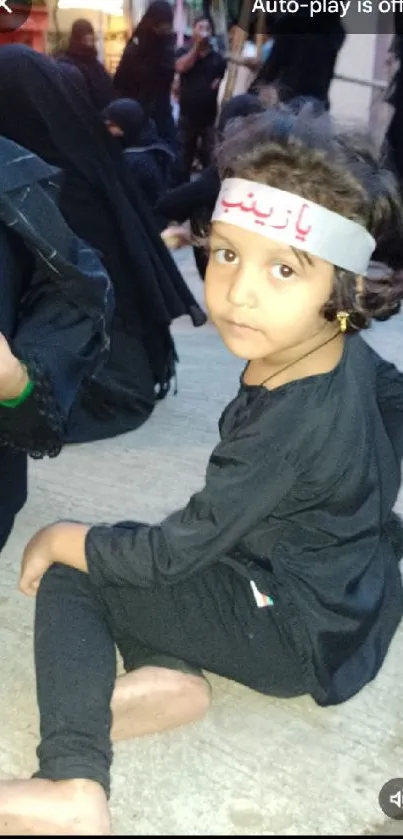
[215,107,403,331]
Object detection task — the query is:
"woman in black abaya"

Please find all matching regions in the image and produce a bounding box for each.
[0,44,205,445]
[113,0,177,149]
[56,18,115,112]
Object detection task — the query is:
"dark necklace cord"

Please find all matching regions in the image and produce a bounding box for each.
[258,329,342,388]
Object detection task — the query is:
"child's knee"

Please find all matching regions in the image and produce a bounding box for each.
[38,562,91,598]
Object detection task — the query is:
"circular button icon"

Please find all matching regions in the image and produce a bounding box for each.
[379,779,403,820]
[0,0,32,34]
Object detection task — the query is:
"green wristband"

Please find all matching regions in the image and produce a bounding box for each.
[0,376,35,408]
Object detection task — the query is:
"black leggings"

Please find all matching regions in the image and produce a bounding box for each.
[34,563,307,796]
[179,118,215,179]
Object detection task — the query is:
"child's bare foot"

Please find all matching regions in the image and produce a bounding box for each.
[111,665,211,742]
[0,778,111,835]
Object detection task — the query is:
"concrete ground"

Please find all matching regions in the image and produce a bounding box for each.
[1,248,403,835]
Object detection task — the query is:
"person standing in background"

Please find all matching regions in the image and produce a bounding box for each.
[55,19,115,111]
[114,1,177,150]
[176,16,226,179]
[250,11,345,113]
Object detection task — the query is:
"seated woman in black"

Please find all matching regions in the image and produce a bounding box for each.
[103,98,174,228]
[0,44,205,445]
[0,135,112,554]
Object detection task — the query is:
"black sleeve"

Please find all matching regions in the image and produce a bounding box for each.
[175,46,187,59]
[156,166,220,222]
[373,352,403,459]
[0,242,113,458]
[85,430,296,587]
[88,63,116,111]
[217,55,227,78]
[114,42,139,98]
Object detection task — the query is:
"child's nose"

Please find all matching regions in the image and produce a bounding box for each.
[227,268,258,308]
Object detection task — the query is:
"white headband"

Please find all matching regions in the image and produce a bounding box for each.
[212,178,375,274]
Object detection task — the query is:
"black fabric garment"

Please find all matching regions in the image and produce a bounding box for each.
[113,8,177,148]
[0,511,15,555]
[56,53,115,112]
[103,98,174,215]
[86,335,403,707]
[217,92,265,131]
[102,97,160,147]
[0,137,113,545]
[157,164,220,222]
[179,117,215,178]
[384,22,403,183]
[55,18,115,111]
[177,46,226,126]
[157,164,219,278]
[250,25,345,105]
[34,559,305,796]
[157,94,263,224]
[0,45,205,442]
[384,14,403,180]
[123,148,169,222]
[56,59,92,102]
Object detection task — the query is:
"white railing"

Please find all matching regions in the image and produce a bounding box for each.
[331,71,392,147]
[334,73,388,90]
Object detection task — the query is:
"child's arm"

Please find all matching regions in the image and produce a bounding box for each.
[20,430,296,594]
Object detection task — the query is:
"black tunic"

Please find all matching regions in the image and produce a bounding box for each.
[86,335,403,706]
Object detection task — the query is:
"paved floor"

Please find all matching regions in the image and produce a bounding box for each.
[1,249,403,835]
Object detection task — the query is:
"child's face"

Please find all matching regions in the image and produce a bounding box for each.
[205,222,335,361]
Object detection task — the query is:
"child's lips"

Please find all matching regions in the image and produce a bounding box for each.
[226,319,261,333]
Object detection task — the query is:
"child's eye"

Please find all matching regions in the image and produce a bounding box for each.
[214,248,239,265]
[271,263,296,281]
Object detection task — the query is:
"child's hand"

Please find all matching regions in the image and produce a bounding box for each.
[0,331,29,401]
[161,224,191,250]
[19,525,58,596]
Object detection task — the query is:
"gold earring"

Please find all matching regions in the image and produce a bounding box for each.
[336,311,349,333]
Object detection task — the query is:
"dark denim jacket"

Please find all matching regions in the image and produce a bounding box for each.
[0,137,113,543]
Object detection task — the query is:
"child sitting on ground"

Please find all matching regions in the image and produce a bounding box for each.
[2,109,403,835]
